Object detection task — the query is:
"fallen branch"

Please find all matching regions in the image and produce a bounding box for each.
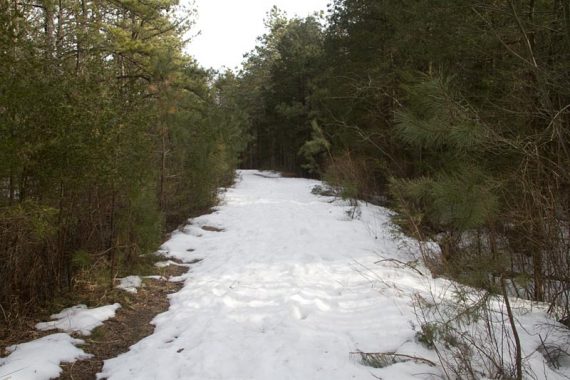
[350,351,437,368]
[374,258,425,277]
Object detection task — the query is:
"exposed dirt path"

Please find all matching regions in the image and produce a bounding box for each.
[58,264,188,380]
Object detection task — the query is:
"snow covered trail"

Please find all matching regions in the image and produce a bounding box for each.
[97,171,440,379]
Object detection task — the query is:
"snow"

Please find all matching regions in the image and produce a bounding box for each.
[36,303,121,336]
[154,260,189,268]
[144,275,166,280]
[98,170,433,379]
[116,276,142,293]
[97,170,569,380]
[0,333,91,380]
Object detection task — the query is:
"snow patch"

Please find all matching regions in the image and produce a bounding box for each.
[154,260,189,268]
[0,333,91,380]
[144,275,166,280]
[36,303,121,335]
[116,276,142,293]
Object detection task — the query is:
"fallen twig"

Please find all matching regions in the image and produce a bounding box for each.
[350,351,437,368]
[374,258,425,277]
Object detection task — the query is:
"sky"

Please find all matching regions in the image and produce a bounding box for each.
[184,0,330,71]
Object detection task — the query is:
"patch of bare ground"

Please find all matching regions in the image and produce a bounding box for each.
[201,225,224,232]
[57,262,189,380]
[0,261,189,380]
[0,312,55,357]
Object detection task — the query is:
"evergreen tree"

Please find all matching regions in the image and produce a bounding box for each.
[239,9,324,173]
[0,0,246,318]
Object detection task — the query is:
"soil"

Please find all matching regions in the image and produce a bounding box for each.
[201,225,224,232]
[0,262,189,380]
[58,263,188,379]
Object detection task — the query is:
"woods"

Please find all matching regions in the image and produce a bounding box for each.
[234,0,570,320]
[0,1,247,319]
[2,1,570,377]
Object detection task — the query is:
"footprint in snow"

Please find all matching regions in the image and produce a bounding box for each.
[291,305,310,320]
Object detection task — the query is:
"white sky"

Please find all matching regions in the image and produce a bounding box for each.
[185,0,330,71]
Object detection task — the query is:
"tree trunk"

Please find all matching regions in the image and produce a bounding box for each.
[42,0,55,61]
[501,276,523,380]
[159,121,167,210]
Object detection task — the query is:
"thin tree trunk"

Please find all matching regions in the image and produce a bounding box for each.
[159,122,167,210]
[563,1,570,47]
[76,0,87,74]
[8,168,15,205]
[501,276,523,380]
[108,188,116,288]
[56,0,64,59]
[42,0,55,61]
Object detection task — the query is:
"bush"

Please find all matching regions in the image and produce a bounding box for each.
[0,203,59,318]
[324,152,379,203]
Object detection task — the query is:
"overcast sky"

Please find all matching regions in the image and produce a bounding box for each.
[185,0,330,71]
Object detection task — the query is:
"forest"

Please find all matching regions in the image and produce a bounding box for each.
[1,0,570,377]
[235,0,570,318]
[0,0,248,320]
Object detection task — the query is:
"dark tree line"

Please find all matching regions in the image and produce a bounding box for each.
[234,1,570,317]
[2,0,569,333]
[0,0,247,319]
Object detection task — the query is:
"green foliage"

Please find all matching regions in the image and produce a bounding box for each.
[227,0,570,314]
[391,169,498,232]
[0,0,246,316]
[1,202,58,241]
[238,11,325,172]
[117,185,164,258]
[429,171,497,230]
[72,250,91,270]
[416,322,437,349]
[298,120,330,175]
[390,74,499,267]
[396,76,485,152]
